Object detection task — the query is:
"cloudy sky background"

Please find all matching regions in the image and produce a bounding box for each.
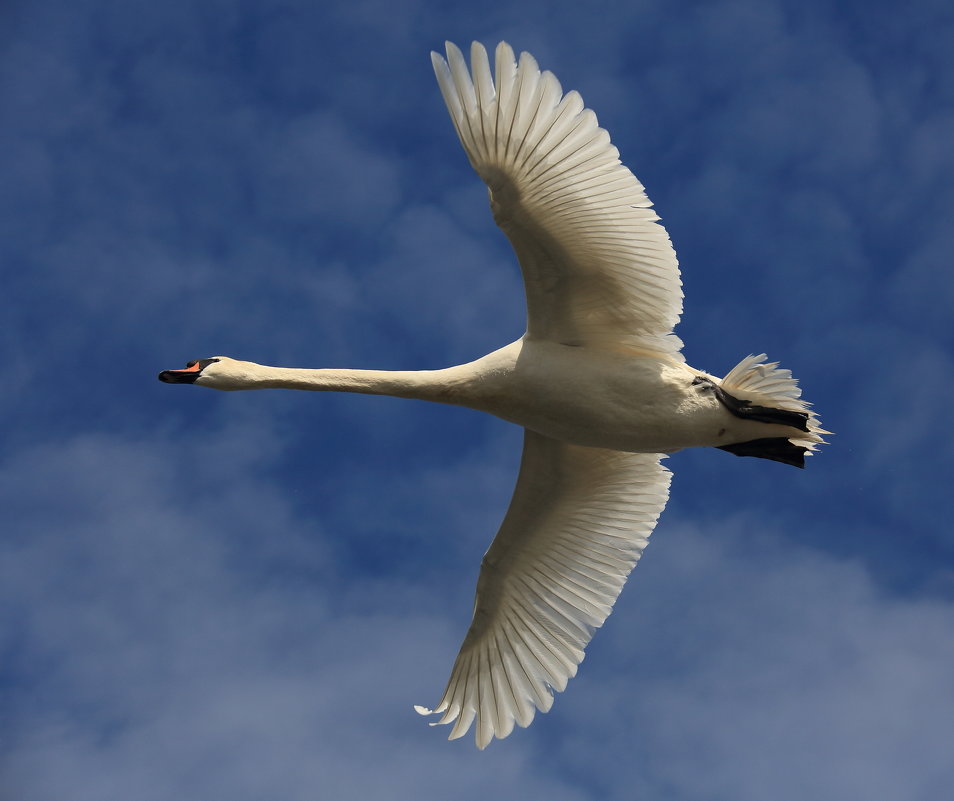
[2,0,953,798]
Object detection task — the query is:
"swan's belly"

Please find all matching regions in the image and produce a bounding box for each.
[462,340,734,453]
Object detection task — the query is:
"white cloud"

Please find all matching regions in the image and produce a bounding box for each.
[3,418,953,800]
[0,418,585,800]
[546,514,954,800]
[4,0,954,798]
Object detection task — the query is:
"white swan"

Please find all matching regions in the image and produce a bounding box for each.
[159,41,826,748]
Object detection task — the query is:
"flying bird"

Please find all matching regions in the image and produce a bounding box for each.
[159,41,827,748]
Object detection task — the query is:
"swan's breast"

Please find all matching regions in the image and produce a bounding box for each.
[457,340,725,453]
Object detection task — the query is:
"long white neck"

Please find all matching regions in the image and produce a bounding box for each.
[222,362,478,405]
[205,342,523,409]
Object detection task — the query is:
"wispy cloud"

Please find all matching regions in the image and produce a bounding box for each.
[3,0,953,797]
[4,427,952,800]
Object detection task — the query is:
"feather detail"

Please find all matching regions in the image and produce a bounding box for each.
[720,354,830,453]
[432,41,684,357]
[416,430,672,748]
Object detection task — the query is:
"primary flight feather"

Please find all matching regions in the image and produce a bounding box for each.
[160,41,827,749]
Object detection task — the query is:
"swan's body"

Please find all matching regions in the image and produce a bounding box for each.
[160,42,826,748]
[196,342,806,453]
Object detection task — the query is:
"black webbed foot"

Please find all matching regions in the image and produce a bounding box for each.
[711,384,809,432]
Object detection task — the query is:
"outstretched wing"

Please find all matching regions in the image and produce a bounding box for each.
[415,430,672,748]
[432,41,683,356]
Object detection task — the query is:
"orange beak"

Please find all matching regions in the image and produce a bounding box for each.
[158,361,202,384]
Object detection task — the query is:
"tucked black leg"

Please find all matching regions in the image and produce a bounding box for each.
[717,438,807,468]
[711,384,810,432]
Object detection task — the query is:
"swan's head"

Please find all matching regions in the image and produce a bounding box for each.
[157,357,255,391]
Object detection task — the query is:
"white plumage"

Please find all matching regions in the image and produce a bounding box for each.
[432,42,684,355]
[414,430,671,746]
[160,41,827,749]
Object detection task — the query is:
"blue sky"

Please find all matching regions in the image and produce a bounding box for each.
[2,0,953,798]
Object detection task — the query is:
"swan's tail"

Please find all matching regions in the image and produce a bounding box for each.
[716,354,829,467]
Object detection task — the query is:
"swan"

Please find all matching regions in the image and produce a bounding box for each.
[159,41,826,748]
